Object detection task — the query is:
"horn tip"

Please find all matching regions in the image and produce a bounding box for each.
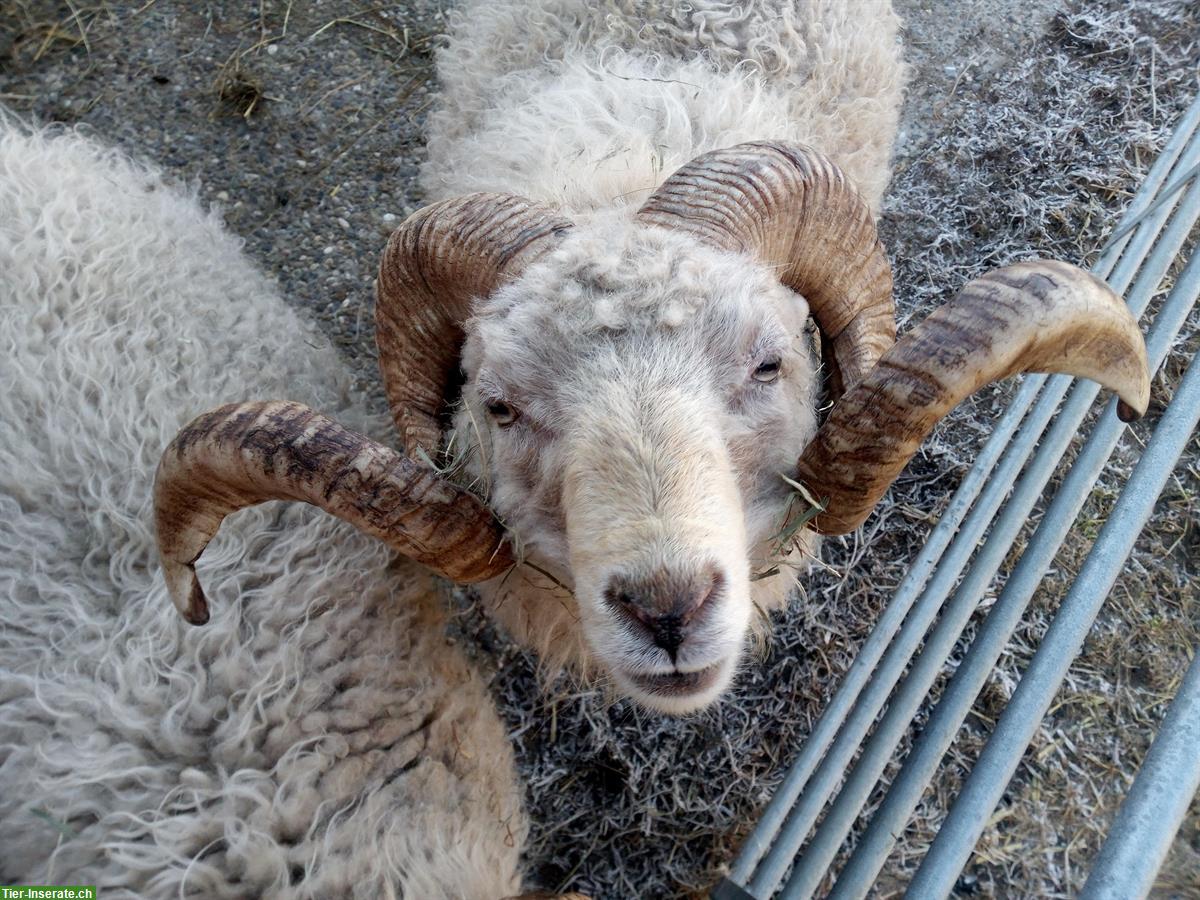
[184,583,211,626]
[164,559,210,625]
[1116,398,1144,423]
[1116,368,1151,423]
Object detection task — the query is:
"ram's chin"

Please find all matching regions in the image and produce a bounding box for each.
[612,656,738,715]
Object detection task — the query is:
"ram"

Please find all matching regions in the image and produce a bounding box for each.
[0,118,583,900]
[156,0,1151,714]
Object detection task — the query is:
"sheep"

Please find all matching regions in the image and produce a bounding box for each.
[154,0,1151,716]
[0,117,585,900]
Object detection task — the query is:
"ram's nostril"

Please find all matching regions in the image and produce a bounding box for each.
[602,563,726,657]
[627,592,657,627]
[604,586,650,625]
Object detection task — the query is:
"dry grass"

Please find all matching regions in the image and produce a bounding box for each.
[0,0,104,64]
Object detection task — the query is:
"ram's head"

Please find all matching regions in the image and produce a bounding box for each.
[156,143,1150,714]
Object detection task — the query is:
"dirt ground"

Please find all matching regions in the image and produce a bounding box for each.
[2,1,1197,897]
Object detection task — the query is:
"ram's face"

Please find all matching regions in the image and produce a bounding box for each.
[157,145,1150,723]
[456,223,819,713]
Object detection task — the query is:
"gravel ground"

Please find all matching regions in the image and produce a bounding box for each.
[2,1,1198,897]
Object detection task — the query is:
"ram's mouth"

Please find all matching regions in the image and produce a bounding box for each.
[625,663,724,698]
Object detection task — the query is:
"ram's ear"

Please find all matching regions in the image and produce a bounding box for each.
[376,194,573,458]
[794,261,1150,534]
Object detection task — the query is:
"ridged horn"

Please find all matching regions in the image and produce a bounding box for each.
[795,260,1151,534]
[154,401,514,625]
[636,141,895,400]
[377,193,573,457]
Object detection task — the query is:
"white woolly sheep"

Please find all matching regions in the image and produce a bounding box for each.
[0,118,585,899]
[156,0,1150,716]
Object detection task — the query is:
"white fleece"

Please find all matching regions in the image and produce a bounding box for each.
[0,118,525,899]
[423,0,905,214]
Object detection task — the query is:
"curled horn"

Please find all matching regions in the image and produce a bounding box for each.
[795,260,1151,534]
[377,192,574,456]
[155,401,515,624]
[636,141,895,400]
[156,195,571,623]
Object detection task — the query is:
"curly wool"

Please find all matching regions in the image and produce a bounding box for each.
[423,0,906,214]
[0,118,525,898]
[420,1,898,689]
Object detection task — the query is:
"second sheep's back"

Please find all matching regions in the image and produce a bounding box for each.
[423,0,907,213]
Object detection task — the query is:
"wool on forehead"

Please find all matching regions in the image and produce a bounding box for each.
[471,214,802,350]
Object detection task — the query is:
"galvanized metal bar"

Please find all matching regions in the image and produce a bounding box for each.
[770,375,1072,898]
[1098,159,1200,254]
[749,381,1062,895]
[1081,651,1200,900]
[750,141,1200,899]
[907,349,1200,898]
[787,399,1106,898]
[830,234,1200,898]
[1094,92,1200,281]
[791,155,1200,900]
[726,377,1037,887]
[722,89,1200,898]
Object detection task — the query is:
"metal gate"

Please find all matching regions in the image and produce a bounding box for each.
[716,90,1200,900]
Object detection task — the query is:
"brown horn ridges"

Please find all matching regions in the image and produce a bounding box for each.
[635,141,896,400]
[794,260,1151,535]
[154,401,514,625]
[376,193,573,458]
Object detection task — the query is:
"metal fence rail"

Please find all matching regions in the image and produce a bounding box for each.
[1082,650,1200,899]
[715,89,1200,900]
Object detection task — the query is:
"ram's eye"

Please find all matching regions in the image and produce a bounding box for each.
[752,358,782,383]
[485,399,518,426]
